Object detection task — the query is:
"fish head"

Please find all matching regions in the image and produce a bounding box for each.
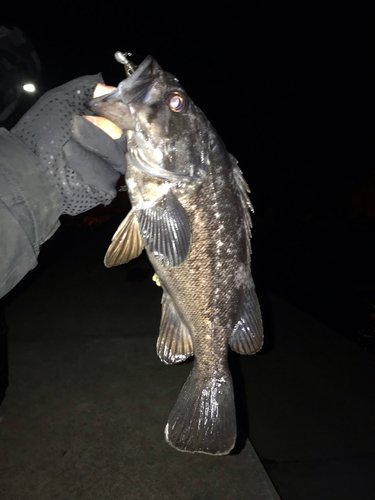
[90,56,214,182]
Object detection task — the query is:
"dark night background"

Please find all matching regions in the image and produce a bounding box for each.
[0,1,374,498]
[3,1,372,350]
[4,1,371,351]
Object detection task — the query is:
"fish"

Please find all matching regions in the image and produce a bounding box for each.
[90,55,263,455]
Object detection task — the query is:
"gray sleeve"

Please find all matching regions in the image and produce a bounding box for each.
[0,128,63,298]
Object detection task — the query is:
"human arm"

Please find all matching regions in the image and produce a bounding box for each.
[0,76,125,298]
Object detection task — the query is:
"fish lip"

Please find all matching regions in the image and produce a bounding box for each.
[117,55,154,96]
[89,55,155,108]
[88,87,120,107]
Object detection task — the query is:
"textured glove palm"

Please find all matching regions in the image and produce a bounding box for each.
[11,75,127,215]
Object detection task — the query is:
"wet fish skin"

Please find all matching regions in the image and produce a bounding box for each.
[90,56,263,455]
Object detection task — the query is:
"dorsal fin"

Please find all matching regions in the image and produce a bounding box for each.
[230,154,253,262]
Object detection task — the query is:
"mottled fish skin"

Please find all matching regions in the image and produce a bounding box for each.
[90,56,263,455]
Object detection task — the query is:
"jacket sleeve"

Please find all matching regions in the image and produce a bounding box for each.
[0,128,63,298]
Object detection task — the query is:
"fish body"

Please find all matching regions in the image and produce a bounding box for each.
[90,56,263,455]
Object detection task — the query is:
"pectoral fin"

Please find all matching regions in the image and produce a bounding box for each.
[104,208,144,267]
[138,190,191,266]
[157,291,194,364]
[229,277,263,354]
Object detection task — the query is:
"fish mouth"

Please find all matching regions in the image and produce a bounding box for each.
[88,55,158,131]
[89,55,156,107]
[113,55,155,102]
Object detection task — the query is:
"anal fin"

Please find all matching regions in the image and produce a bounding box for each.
[157,291,194,364]
[229,277,263,354]
[104,208,144,267]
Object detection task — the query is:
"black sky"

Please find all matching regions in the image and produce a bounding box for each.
[3,2,370,185]
[2,1,373,343]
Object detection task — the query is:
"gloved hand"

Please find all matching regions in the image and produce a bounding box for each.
[11,75,126,215]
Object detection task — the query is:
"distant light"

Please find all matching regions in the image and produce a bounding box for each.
[23,83,36,92]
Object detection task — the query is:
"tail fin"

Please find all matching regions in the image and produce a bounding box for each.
[165,369,236,455]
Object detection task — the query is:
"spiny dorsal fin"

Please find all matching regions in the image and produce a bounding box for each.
[104,209,144,267]
[230,154,253,262]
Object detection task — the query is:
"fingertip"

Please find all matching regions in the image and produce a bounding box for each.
[83,115,100,127]
[83,116,123,140]
[93,83,116,98]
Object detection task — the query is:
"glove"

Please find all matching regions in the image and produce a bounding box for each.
[11,75,127,215]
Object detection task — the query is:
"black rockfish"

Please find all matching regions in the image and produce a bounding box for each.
[90,55,263,455]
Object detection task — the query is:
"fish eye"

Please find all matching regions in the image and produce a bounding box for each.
[166,91,188,112]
